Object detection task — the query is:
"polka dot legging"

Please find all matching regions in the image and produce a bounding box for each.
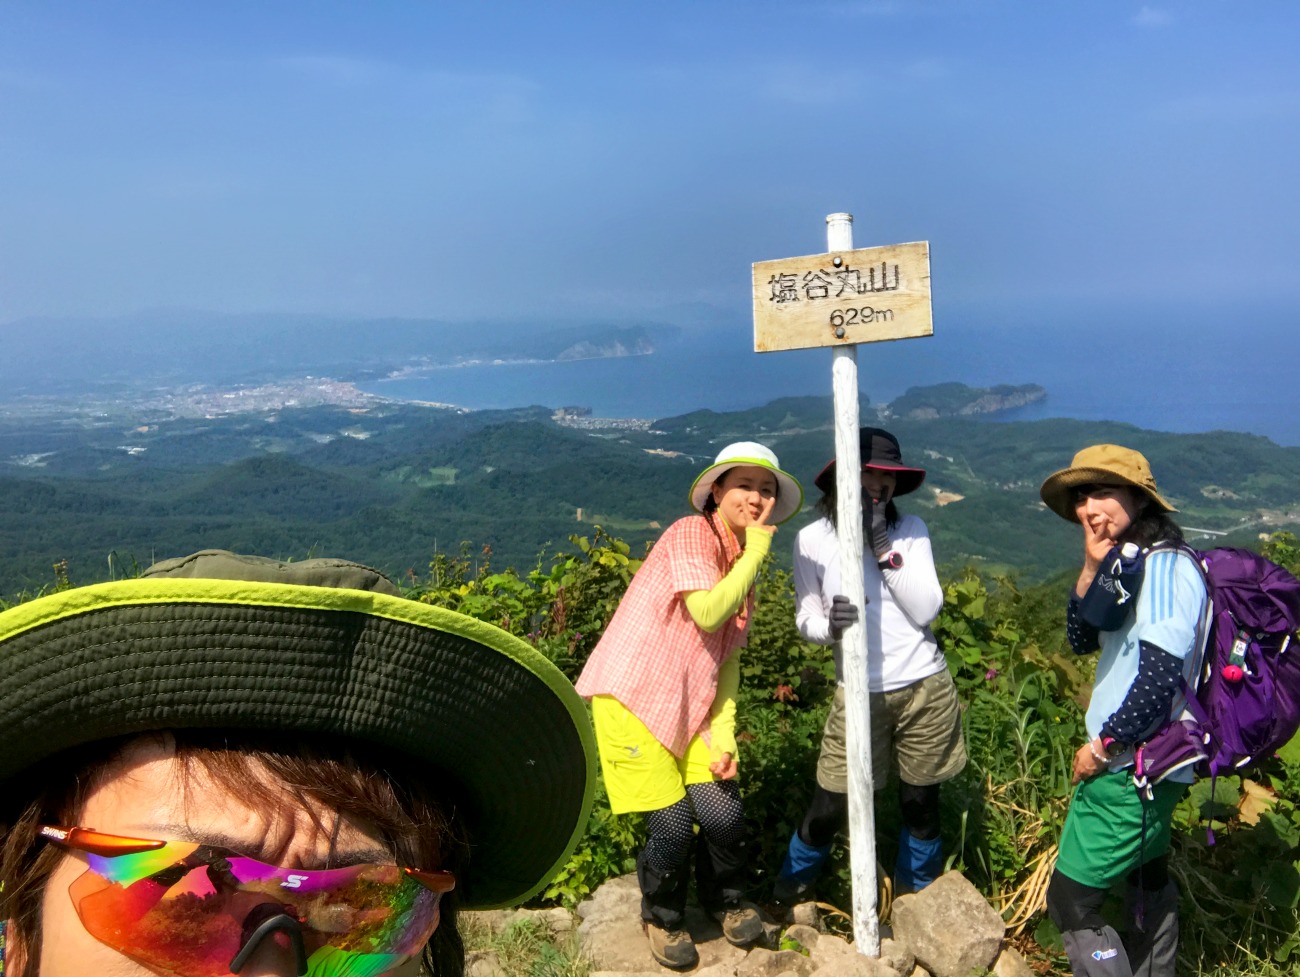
[642,780,746,871]
[638,780,749,926]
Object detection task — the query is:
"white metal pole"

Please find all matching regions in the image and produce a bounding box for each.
[826,211,880,956]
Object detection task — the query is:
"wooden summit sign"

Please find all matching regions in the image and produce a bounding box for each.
[752,240,932,352]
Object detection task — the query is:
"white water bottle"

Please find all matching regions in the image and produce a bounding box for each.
[1080,542,1144,630]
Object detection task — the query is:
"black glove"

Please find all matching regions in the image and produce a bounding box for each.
[828,594,860,640]
[864,495,891,558]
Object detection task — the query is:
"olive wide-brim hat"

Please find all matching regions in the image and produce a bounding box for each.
[1039,443,1178,523]
[688,441,803,524]
[0,550,596,911]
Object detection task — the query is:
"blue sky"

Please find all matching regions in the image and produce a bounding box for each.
[1,1,1297,326]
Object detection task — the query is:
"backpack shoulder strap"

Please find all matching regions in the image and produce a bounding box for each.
[1145,537,1201,563]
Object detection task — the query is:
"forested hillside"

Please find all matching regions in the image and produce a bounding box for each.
[3,390,1299,598]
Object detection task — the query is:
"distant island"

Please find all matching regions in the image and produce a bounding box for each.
[883,382,1046,420]
[554,335,655,361]
[579,384,1055,433]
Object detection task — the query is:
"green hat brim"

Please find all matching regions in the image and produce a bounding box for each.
[688,457,804,524]
[0,577,596,910]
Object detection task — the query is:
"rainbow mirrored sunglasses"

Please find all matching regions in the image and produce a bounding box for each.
[39,824,455,977]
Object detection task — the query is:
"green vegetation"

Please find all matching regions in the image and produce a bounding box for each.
[2,393,1299,598]
[395,528,1300,976]
[9,513,1300,975]
[426,466,458,485]
[460,914,590,977]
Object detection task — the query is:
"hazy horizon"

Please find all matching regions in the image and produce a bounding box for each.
[2,2,1296,326]
[4,298,1297,448]
[3,2,1296,446]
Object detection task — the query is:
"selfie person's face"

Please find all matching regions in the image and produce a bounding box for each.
[34,737,420,977]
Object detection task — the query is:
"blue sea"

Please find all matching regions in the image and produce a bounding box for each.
[360,302,1300,447]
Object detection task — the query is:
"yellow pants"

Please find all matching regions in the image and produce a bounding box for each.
[590,695,718,814]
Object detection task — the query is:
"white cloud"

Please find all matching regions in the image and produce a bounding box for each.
[905,57,949,80]
[271,55,538,101]
[1132,6,1173,28]
[1156,91,1300,122]
[0,68,55,93]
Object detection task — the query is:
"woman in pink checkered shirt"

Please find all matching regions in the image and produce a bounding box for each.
[575,441,802,969]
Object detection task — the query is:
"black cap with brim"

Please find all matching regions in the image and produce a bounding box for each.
[813,427,926,496]
[0,558,596,911]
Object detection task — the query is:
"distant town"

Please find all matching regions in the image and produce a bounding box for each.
[0,377,448,423]
[0,375,665,434]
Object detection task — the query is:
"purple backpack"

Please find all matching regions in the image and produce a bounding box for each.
[1133,547,1300,801]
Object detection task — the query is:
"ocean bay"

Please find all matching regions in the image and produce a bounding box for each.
[360,302,1300,447]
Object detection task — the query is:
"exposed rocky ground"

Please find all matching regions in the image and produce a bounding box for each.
[466,871,1040,977]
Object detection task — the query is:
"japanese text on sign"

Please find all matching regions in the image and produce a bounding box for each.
[767,263,899,304]
[752,241,931,353]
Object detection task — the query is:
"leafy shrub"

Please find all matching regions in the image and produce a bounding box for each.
[408,527,639,682]
[407,528,1300,973]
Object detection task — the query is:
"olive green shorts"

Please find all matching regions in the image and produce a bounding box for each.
[816,670,968,792]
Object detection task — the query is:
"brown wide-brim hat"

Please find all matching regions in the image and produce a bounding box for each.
[1039,443,1178,523]
[0,550,596,910]
[813,427,926,496]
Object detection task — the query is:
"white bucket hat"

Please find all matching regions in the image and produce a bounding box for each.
[688,441,803,525]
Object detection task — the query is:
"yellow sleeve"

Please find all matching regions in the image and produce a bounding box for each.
[708,650,740,760]
[682,528,772,632]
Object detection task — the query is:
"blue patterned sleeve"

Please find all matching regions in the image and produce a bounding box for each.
[1101,639,1185,743]
[1066,593,1100,655]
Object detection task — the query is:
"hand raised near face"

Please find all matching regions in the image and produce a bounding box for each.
[1073,518,1116,598]
[750,493,778,535]
[863,495,891,557]
[1080,512,1116,571]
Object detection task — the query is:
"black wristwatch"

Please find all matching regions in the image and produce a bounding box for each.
[1102,736,1128,759]
[877,551,903,571]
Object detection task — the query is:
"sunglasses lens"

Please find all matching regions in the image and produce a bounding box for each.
[68,842,440,977]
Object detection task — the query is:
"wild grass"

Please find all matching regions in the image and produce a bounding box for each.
[458,914,591,977]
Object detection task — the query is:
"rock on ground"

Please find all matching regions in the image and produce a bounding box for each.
[992,945,1037,977]
[577,874,746,973]
[888,871,1005,977]
[467,869,1024,977]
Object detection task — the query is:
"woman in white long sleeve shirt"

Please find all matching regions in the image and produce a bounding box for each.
[775,428,967,904]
